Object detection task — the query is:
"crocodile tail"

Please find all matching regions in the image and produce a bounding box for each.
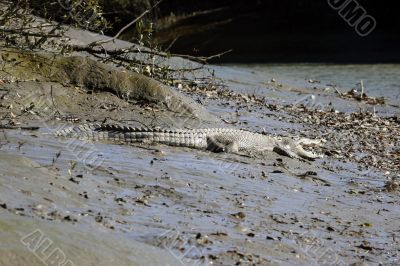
[91,124,173,133]
[55,123,153,137]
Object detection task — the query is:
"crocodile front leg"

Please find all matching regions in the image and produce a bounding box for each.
[272,146,301,159]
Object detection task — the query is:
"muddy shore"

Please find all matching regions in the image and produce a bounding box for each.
[0,29,399,266]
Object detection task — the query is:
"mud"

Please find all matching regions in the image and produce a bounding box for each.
[0,30,399,265]
[0,48,216,124]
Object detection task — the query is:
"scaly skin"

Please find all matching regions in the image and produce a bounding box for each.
[55,124,323,160]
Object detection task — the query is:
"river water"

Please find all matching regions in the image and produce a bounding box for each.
[224,64,400,102]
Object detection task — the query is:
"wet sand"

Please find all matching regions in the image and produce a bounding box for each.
[1,72,399,266]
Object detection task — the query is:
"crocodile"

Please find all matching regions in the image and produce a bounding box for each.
[55,124,324,160]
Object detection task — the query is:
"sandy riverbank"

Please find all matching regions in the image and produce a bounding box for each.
[0,28,399,265]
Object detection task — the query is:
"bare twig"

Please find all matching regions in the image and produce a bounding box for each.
[334,87,342,96]
[165,37,179,51]
[33,22,63,48]
[360,79,364,99]
[0,23,57,31]
[0,28,61,38]
[0,125,40,130]
[71,44,205,72]
[222,119,238,124]
[50,85,56,107]
[72,44,232,64]
[49,84,61,117]
[161,49,233,64]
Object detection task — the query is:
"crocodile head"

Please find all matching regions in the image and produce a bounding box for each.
[273,137,324,160]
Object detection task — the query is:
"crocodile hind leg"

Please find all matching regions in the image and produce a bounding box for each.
[272,146,300,159]
[206,136,239,153]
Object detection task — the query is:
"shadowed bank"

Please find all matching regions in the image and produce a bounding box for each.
[143,0,399,62]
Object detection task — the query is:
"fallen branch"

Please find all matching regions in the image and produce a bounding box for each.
[0,28,61,38]
[360,79,364,99]
[170,49,233,64]
[71,44,206,72]
[0,125,40,130]
[334,87,342,96]
[72,44,232,65]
